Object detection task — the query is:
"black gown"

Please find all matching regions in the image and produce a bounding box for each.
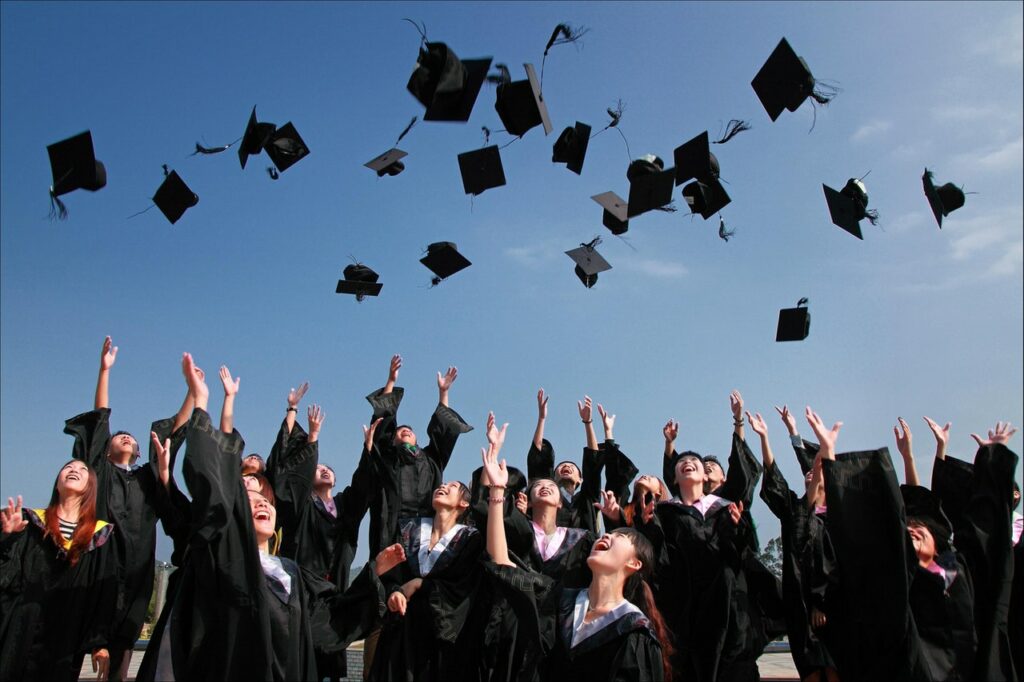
[365,386,473,557]
[759,460,839,679]
[505,510,595,588]
[135,408,386,682]
[485,562,665,682]
[370,517,484,681]
[931,444,1019,682]
[63,408,175,661]
[527,438,603,532]
[0,510,118,682]
[821,448,929,682]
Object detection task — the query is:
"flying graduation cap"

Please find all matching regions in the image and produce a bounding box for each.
[565,237,611,288]
[421,242,471,285]
[625,155,675,218]
[776,297,810,342]
[751,37,835,122]
[552,122,592,175]
[46,130,107,219]
[152,167,199,225]
[823,177,879,240]
[493,63,553,138]
[922,168,966,228]
[457,145,506,195]
[365,118,418,177]
[673,131,732,220]
[592,191,629,235]
[336,263,383,301]
[406,28,493,123]
[264,123,310,174]
[238,107,277,169]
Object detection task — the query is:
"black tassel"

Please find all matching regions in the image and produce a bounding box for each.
[402,17,428,45]
[487,64,512,85]
[267,167,279,180]
[191,142,231,155]
[430,276,442,287]
[810,80,840,105]
[395,117,418,145]
[718,216,735,242]
[48,190,68,220]
[865,209,880,226]
[543,23,589,54]
[655,201,677,213]
[481,127,491,146]
[162,164,170,177]
[797,297,809,307]
[582,236,602,250]
[712,119,751,145]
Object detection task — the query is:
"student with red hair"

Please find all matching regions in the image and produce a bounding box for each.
[0,460,118,681]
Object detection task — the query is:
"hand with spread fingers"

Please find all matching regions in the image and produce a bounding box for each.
[971,421,1018,447]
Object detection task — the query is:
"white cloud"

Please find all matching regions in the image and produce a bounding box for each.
[851,119,892,142]
[970,15,1023,68]
[930,104,1010,124]
[618,258,688,279]
[504,244,559,268]
[888,211,927,233]
[946,206,1023,272]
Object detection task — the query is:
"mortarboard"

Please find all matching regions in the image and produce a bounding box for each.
[922,168,965,228]
[264,123,309,174]
[238,107,277,170]
[592,192,629,235]
[552,121,591,175]
[682,179,731,220]
[336,263,383,300]
[673,131,720,186]
[365,149,408,177]
[625,155,674,218]
[47,130,107,219]
[421,242,471,282]
[153,170,198,225]
[776,298,810,342]
[494,63,553,137]
[407,42,493,122]
[457,145,506,195]
[823,178,877,239]
[566,239,611,288]
[751,37,831,122]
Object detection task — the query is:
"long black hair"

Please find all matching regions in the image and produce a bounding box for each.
[614,527,675,681]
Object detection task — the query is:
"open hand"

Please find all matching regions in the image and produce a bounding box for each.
[537,389,549,420]
[775,405,797,435]
[893,418,912,460]
[307,405,325,440]
[481,444,509,489]
[597,404,616,434]
[578,396,593,422]
[375,543,406,576]
[747,411,768,438]
[388,355,402,384]
[1,496,27,534]
[437,366,458,392]
[805,407,841,458]
[594,490,621,522]
[971,421,1018,447]
[99,336,118,371]
[287,382,309,408]
[219,366,240,397]
[663,419,679,443]
[151,432,171,487]
[730,390,744,420]
[363,417,383,452]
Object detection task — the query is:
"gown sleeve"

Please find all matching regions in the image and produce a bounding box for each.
[423,403,474,474]
[366,386,405,451]
[64,407,113,470]
[182,408,246,546]
[306,561,388,654]
[717,434,762,508]
[603,440,639,507]
[528,439,556,481]
[266,420,318,540]
[759,460,796,523]
[573,446,606,533]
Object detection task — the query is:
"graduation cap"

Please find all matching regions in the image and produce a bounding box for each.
[673,132,720,186]
[365,117,418,177]
[552,121,591,175]
[625,155,675,218]
[336,263,383,301]
[901,484,954,554]
[420,242,471,284]
[682,179,731,220]
[494,63,553,137]
[153,169,198,225]
[823,178,878,239]
[407,42,493,122]
[565,238,611,288]
[457,145,506,195]
[592,192,629,235]
[47,130,107,218]
[922,168,966,228]
[238,107,277,170]
[776,297,810,342]
[751,37,834,122]
[264,123,309,174]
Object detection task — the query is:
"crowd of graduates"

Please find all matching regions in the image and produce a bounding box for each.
[0,337,1021,682]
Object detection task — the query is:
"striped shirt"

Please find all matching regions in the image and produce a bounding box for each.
[57,517,77,542]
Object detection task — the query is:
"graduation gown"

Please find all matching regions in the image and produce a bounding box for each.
[505,510,595,588]
[0,510,117,682]
[370,517,484,682]
[527,438,604,532]
[63,408,175,651]
[135,408,386,682]
[365,386,473,557]
[602,440,640,506]
[821,448,929,682]
[485,563,665,682]
[932,444,1019,682]
[640,493,759,682]
[759,460,839,679]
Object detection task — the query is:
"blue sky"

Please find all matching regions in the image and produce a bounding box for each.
[2,1,1022,561]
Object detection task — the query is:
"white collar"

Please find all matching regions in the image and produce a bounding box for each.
[571,589,641,648]
[418,517,466,576]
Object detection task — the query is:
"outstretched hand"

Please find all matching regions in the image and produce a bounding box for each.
[923,417,951,446]
[747,411,768,438]
[1,496,27,534]
[537,389,549,420]
[363,417,383,452]
[307,405,325,441]
[578,396,593,422]
[151,432,171,487]
[437,366,458,392]
[730,390,744,420]
[663,419,679,443]
[219,366,240,397]
[971,421,1018,447]
[594,490,621,521]
[894,418,913,460]
[805,407,841,458]
[375,543,407,576]
[597,404,616,434]
[99,336,118,371]
[486,411,508,450]
[287,382,309,408]
[775,405,798,436]
[481,443,509,490]
[182,353,209,406]
[515,491,528,515]
[388,355,402,384]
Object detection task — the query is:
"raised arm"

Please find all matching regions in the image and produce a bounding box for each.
[425,369,474,472]
[218,366,241,435]
[776,404,816,475]
[805,407,841,461]
[384,354,401,395]
[923,416,951,461]
[482,413,513,567]
[285,382,309,435]
[662,419,679,484]
[94,336,117,410]
[747,412,774,469]
[730,390,745,441]
[893,417,919,485]
[533,389,548,451]
[578,396,598,451]
[437,365,457,408]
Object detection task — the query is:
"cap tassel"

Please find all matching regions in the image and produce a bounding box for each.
[48,189,68,220]
[797,297,809,307]
[266,167,280,180]
[402,17,428,46]
[655,200,677,213]
[486,63,512,86]
[865,208,880,226]
[718,216,735,242]
[712,119,752,145]
[190,136,241,156]
[395,117,418,145]
[540,23,589,94]
[582,236,602,251]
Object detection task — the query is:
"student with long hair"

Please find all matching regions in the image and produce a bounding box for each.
[0,460,118,682]
[483,415,671,682]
